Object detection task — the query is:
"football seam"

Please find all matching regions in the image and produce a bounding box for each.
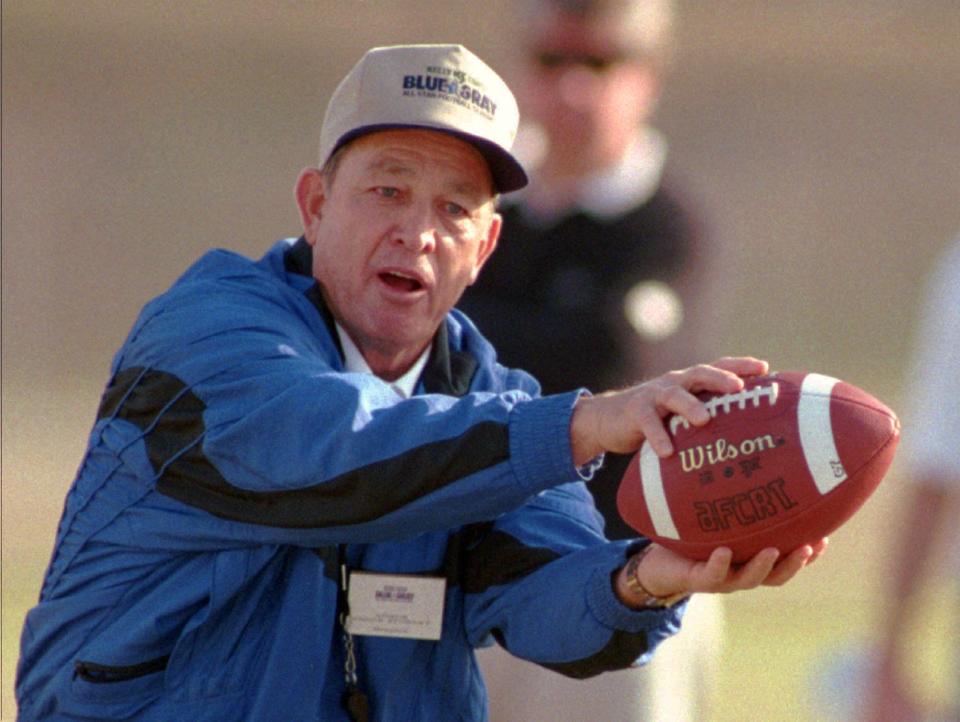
[672,392,897,438]
[802,391,898,420]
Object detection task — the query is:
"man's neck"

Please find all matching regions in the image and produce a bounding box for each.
[335,323,431,392]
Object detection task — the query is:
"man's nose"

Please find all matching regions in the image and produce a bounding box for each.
[394,204,438,253]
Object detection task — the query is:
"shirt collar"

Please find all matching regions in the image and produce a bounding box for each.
[335,323,430,398]
[577,127,667,219]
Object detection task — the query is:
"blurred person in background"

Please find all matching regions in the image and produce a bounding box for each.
[459,0,726,719]
[861,236,960,722]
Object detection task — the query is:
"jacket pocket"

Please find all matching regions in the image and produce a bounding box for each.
[74,655,169,684]
[61,656,167,719]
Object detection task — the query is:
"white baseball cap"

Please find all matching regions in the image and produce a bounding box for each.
[319,44,528,193]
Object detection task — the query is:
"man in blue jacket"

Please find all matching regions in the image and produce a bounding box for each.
[16,44,825,722]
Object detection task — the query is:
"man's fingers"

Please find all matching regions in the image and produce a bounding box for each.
[694,546,780,592]
[694,540,828,592]
[644,383,708,457]
[629,539,825,604]
[729,547,781,588]
[573,357,773,461]
[709,356,770,378]
[807,537,829,565]
[644,358,773,458]
[763,538,829,586]
[762,545,814,587]
[699,547,734,587]
[675,364,745,396]
[642,422,674,458]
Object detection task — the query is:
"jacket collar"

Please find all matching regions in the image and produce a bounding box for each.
[284,237,477,397]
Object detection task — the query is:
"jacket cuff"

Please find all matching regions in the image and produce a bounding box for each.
[585,544,687,635]
[507,390,586,495]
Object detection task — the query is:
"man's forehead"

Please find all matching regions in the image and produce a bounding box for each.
[345,130,496,196]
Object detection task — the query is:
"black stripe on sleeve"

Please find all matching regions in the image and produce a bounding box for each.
[537,627,649,679]
[98,367,510,528]
[461,529,561,594]
[464,530,651,679]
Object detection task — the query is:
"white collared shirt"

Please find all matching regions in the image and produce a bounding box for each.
[335,323,430,398]
[511,125,668,224]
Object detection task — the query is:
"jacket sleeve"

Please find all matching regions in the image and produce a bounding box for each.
[461,481,686,676]
[100,264,588,548]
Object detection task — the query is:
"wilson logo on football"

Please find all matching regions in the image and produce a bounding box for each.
[678,434,780,473]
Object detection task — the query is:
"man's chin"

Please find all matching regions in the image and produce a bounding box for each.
[366,321,434,358]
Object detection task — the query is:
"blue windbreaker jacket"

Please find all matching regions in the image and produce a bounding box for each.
[16,238,684,721]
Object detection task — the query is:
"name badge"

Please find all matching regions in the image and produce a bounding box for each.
[346,572,446,641]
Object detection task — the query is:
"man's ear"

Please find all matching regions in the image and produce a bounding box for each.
[294,168,327,242]
[468,212,502,284]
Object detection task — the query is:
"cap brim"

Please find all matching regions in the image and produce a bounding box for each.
[332,124,529,194]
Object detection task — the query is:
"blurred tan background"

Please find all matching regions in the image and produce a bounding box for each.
[3,2,959,720]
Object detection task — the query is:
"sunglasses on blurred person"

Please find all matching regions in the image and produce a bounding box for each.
[533,50,635,72]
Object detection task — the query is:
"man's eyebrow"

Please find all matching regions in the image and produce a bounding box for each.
[364,156,415,176]
[365,155,493,201]
[447,180,487,200]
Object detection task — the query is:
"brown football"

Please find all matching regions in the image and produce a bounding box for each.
[616,371,900,562]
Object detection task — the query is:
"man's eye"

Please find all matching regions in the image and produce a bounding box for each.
[376,187,399,198]
[444,202,468,217]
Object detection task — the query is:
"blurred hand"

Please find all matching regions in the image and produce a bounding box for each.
[569,356,769,466]
[615,539,830,609]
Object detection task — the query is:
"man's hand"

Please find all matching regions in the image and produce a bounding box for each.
[615,539,830,609]
[569,357,769,466]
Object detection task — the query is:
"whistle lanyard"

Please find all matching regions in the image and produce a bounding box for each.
[337,545,369,722]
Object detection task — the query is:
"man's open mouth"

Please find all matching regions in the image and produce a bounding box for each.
[379,271,424,293]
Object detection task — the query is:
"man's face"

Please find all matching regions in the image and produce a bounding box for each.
[296,129,501,376]
[520,11,658,168]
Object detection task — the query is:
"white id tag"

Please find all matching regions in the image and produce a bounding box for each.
[346,572,447,641]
